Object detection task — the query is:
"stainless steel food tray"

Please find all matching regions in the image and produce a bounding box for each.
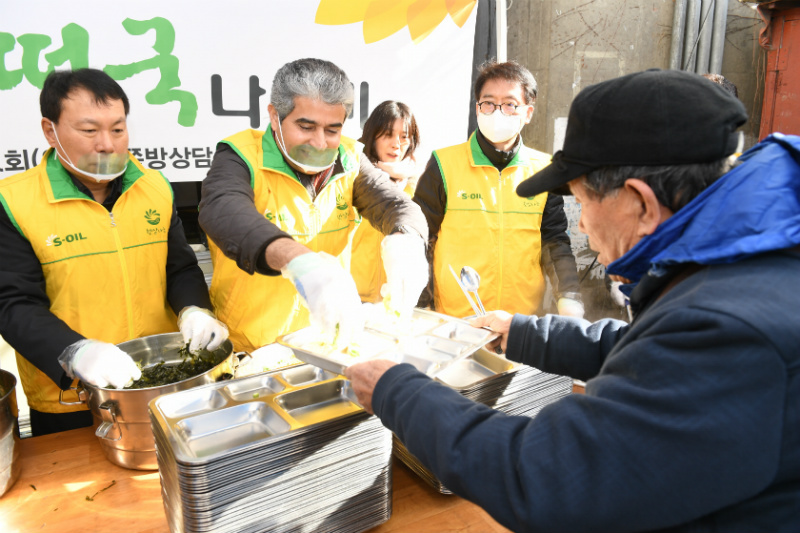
[149,364,393,533]
[150,365,368,464]
[393,347,575,495]
[276,308,499,376]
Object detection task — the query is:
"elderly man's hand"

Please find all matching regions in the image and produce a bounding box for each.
[469,310,513,353]
[344,359,398,414]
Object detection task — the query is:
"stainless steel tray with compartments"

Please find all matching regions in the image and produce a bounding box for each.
[276,308,499,376]
[394,346,575,495]
[151,365,367,464]
[149,365,392,533]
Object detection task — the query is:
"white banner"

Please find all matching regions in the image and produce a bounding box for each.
[0,1,479,182]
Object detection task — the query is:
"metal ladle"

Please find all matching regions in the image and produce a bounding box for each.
[459,266,486,316]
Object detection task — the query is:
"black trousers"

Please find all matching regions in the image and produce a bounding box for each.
[29,408,92,437]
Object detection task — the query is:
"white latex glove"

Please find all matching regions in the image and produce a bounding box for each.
[58,339,142,389]
[282,252,364,348]
[380,233,429,320]
[557,297,585,319]
[178,306,229,354]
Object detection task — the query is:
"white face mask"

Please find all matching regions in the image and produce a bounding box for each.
[477,110,525,144]
[52,125,128,182]
[274,119,338,174]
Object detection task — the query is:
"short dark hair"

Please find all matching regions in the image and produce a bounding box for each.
[359,101,420,163]
[40,68,130,123]
[582,158,735,212]
[474,60,537,105]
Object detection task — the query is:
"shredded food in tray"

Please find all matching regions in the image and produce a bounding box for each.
[352,309,447,355]
[235,344,302,377]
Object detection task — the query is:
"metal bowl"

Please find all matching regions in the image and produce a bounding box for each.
[64,333,237,470]
[117,332,234,385]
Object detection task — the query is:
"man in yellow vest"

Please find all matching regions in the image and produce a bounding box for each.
[0,69,228,436]
[198,58,429,354]
[413,60,583,319]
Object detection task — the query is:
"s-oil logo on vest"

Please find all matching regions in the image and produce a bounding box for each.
[46,233,87,247]
[264,209,288,223]
[458,189,483,200]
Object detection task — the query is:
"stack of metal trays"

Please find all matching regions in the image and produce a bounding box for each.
[149,364,393,533]
[393,347,574,494]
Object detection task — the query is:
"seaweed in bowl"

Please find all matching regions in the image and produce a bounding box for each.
[125,343,218,389]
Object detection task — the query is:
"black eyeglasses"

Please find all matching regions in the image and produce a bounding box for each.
[477,101,529,116]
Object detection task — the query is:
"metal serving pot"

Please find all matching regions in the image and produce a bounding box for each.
[0,369,21,497]
[61,333,238,470]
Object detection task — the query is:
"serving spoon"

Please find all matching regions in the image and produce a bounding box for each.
[459,266,486,316]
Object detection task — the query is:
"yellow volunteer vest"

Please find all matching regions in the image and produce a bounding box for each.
[350,179,415,303]
[432,133,551,318]
[207,127,360,352]
[0,150,177,413]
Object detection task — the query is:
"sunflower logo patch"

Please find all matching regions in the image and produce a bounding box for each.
[145,209,161,226]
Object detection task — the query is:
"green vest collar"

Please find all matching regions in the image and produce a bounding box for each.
[45,148,145,200]
[469,131,525,169]
[261,124,358,182]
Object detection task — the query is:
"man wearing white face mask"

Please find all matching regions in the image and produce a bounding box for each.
[198,58,429,353]
[0,69,228,436]
[413,60,583,320]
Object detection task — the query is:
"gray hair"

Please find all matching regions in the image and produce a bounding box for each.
[582,158,735,212]
[270,58,354,120]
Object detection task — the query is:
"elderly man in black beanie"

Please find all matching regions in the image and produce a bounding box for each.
[345,69,800,532]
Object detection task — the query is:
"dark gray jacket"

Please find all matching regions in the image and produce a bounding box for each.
[375,250,800,532]
[198,142,428,276]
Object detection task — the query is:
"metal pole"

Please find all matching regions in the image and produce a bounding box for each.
[695,0,715,73]
[682,0,702,72]
[496,0,508,62]
[669,0,688,70]
[709,0,729,73]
